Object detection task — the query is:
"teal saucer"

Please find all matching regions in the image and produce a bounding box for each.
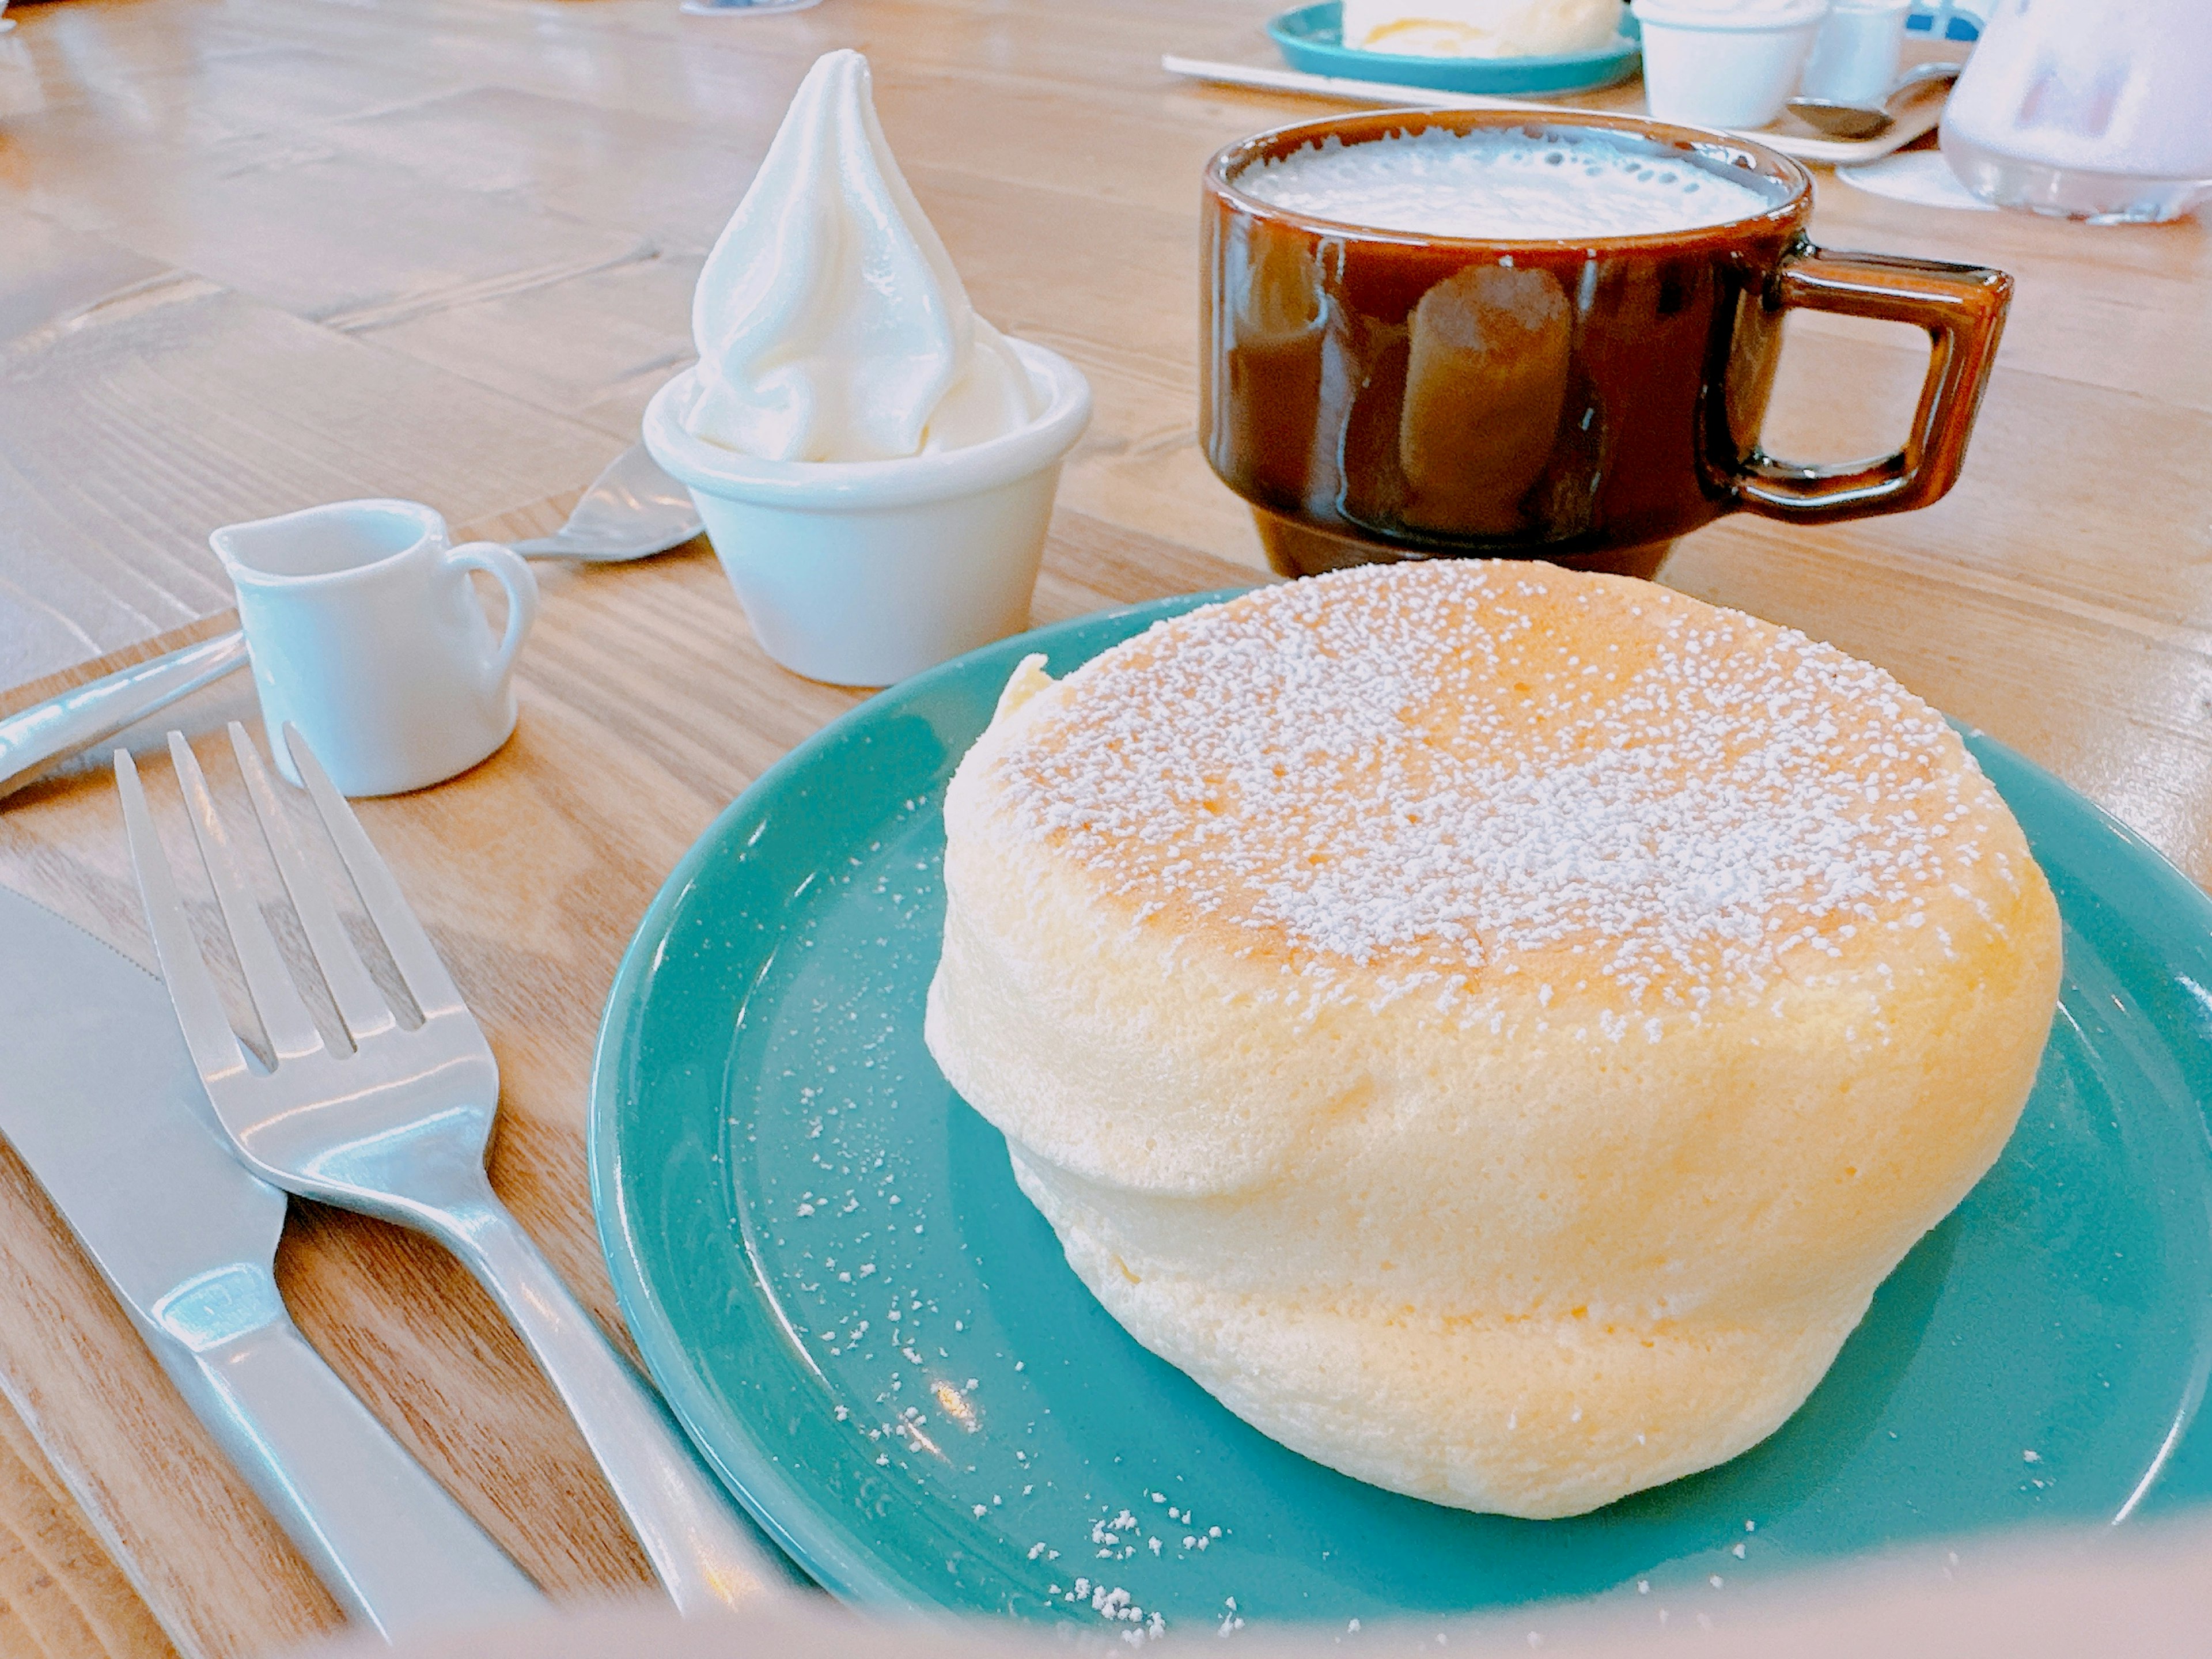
[1268,2,1642,96]
[590,594,2212,1635]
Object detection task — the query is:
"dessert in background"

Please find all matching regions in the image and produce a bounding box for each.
[683,48,1037,463]
[926,561,2062,1518]
[1341,0,1626,57]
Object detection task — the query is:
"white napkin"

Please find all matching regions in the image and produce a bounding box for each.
[1836,150,1998,212]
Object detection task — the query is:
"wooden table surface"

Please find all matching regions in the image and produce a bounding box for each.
[0,0,2206,1652]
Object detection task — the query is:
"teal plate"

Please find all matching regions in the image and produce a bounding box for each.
[592,594,2212,1635]
[1268,2,1642,97]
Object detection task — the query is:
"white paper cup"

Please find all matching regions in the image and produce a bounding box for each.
[644,339,1092,688]
[1632,0,1831,129]
[1800,0,1910,104]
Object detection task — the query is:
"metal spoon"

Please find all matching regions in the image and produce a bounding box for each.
[506,442,701,561]
[1789,59,1963,142]
[0,445,700,799]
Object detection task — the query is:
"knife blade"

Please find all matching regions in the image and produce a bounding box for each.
[0,886,544,1638]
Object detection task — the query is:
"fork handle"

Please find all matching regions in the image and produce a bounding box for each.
[428,1189,790,1612]
[151,1302,546,1637]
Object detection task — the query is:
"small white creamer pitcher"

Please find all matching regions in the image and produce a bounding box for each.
[210,500,538,797]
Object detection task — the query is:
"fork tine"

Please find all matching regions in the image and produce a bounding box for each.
[115,748,252,1088]
[168,731,327,1063]
[229,722,397,1047]
[282,724,466,1020]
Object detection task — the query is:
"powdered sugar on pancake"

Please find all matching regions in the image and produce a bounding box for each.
[988,562,2006,1007]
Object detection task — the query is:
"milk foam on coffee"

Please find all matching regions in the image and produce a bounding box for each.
[684,50,1037,463]
[1241,127,1777,240]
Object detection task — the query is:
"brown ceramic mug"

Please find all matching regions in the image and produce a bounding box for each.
[1201,109,2013,579]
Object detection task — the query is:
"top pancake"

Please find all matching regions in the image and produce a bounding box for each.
[978,561,2023,1022]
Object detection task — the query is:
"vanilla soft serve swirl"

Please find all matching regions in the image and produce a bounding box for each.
[684,50,1039,463]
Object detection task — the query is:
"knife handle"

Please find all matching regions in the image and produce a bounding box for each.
[0,631,250,801]
[146,1263,546,1638]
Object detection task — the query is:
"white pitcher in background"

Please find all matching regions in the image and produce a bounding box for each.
[210,501,538,797]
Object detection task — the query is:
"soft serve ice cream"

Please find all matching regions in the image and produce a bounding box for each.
[645,47,1089,687]
[683,50,1039,463]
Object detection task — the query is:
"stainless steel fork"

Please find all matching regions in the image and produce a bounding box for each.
[116,722,783,1614]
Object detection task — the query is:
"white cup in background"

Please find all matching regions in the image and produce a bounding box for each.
[644,338,1091,690]
[210,500,539,796]
[1632,0,1832,129]
[1801,0,1911,104]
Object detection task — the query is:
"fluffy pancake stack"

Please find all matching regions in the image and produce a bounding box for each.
[924,562,2061,1518]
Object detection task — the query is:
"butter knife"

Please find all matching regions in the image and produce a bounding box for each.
[0,887,545,1638]
[0,632,251,802]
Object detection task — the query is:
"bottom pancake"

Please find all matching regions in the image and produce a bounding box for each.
[1012,1149,1862,1519]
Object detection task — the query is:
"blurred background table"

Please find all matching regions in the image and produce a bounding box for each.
[0,0,2205,1653]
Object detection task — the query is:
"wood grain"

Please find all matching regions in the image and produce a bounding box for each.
[0,251,628,713]
[0,0,2206,1653]
[0,1334,180,1659]
[0,1118,341,1659]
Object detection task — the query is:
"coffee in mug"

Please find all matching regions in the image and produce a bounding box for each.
[1202,111,2013,579]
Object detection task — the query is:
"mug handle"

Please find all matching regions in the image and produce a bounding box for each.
[1734,247,2012,523]
[444,541,540,687]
